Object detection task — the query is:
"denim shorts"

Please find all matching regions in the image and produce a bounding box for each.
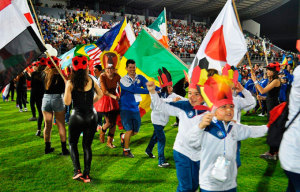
[42,94,65,112]
[120,110,141,133]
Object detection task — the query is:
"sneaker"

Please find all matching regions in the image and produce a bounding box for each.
[24,108,28,112]
[35,130,41,136]
[145,151,156,158]
[16,104,19,108]
[45,147,55,154]
[80,175,91,183]
[123,150,134,158]
[120,133,124,148]
[258,113,264,117]
[73,170,83,180]
[260,152,277,161]
[171,122,178,127]
[158,162,170,168]
[28,117,37,121]
[19,109,23,112]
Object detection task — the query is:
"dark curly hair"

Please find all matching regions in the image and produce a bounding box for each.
[70,68,88,91]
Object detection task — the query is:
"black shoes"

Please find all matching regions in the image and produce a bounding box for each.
[28,117,37,121]
[45,147,55,154]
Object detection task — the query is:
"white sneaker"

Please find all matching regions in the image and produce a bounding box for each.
[258,113,264,117]
[19,109,23,112]
[24,108,28,112]
[158,162,170,168]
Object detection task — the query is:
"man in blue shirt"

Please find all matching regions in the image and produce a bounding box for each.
[119,59,159,157]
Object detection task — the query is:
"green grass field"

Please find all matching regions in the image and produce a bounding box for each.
[0,92,288,192]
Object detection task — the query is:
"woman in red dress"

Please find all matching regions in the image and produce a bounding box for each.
[97,51,121,148]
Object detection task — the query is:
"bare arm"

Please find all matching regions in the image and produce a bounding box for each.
[93,79,103,103]
[255,79,280,94]
[64,80,73,106]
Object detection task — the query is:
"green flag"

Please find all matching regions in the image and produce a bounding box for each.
[123,29,187,85]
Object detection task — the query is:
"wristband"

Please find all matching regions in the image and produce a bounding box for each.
[254,81,259,85]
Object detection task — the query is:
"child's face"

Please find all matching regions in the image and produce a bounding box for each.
[188,88,203,106]
[167,85,173,94]
[215,104,234,122]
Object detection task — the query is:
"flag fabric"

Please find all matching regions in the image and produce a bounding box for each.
[281,54,288,65]
[59,47,75,69]
[96,18,135,58]
[0,0,46,90]
[12,0,43,42]
[87,46,102,65]
[96,19,126,51]
[188,0,247,76]
[148,9,169,48]
[2,84,10,100]
[117,29,188,114]
[113,21,136,56]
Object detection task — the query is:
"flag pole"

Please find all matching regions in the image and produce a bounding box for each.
[142,26,189,69]
[262,40,269,65]
[28,0,66,82]
[231,0,262,109]
[164,7,169,47]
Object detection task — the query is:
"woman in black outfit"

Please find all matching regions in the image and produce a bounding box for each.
[251,62,281,160]
[28,60,47,136]
[64,56,103,183]
[42,56,69,155]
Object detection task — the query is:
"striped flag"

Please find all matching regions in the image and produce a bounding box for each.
[87,46,102,65]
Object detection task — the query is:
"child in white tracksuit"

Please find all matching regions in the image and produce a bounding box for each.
[147,81,208,192]
[145,87,186,167]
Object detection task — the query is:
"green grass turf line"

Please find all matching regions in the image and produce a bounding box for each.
[0,91,288,191]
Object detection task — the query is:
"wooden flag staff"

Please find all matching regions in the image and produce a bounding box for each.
[231,0,262,109]
[28,0,66,82]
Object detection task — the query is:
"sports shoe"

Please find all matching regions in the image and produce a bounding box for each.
[80,174,91,183]
[260,152,278,161]
[120,133,125,148]
[35,130,41,136]
[123,150,134,158]
[145,151,156,158]
[24,108,28,112]
[28,117,37,121]
[158,162,170,168]
[19,109,23,112]
[258,113,264,117]
[73,170,83,180]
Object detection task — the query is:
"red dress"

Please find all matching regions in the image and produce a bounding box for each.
[94,73,121,113]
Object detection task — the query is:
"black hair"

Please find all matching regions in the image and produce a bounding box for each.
[94,65,102,71]
[70,69,88,91]
[161,87,168,93]
[126,59,135,67]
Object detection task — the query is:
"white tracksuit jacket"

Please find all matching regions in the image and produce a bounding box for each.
[187,118,267,191]
[150,92,207,161]
[151,92,186,126]
[279,66,300,174]
[233,88,256,123]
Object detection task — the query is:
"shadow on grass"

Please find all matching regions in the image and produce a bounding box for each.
[256,160,278,191]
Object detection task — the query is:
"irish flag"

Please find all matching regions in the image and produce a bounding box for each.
[147,9,169,48]
[117,29,188,115]
[188,0,247,76]
[0,0,45,90]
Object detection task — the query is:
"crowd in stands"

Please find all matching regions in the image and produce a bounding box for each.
[36,7,297,62]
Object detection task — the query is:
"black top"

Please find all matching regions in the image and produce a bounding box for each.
[16,74,27,91]
[266,80,281,118]
[44,74,65,94]
[30,71,45,95]
[72,77,94,114]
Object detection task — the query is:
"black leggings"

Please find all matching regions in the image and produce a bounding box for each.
[30,93,43,130]
[17,89,27,109]
[69,110,97,175]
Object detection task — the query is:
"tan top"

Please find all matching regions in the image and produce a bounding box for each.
[100,72,121,95]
